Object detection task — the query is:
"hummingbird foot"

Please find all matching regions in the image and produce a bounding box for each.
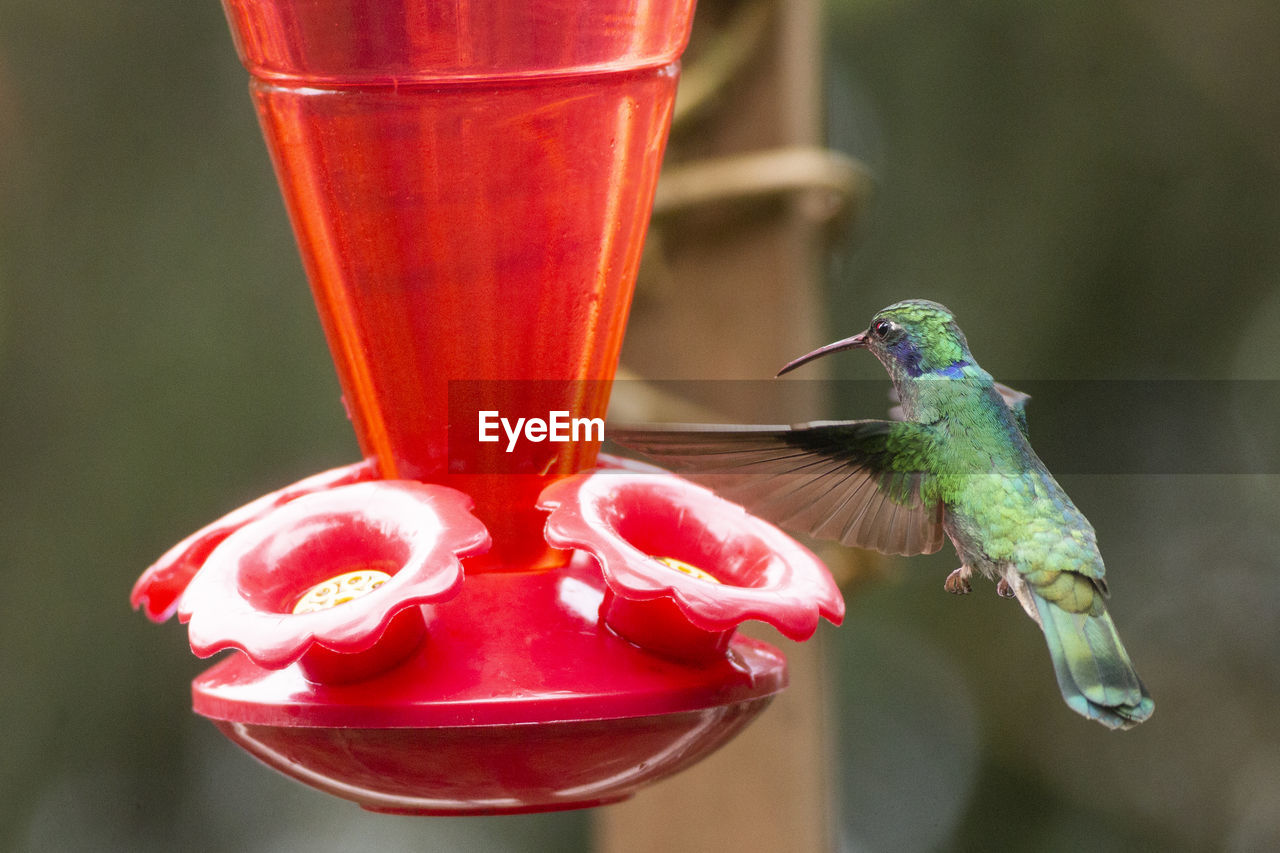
[996,578,1017,599]
[944,567,973,595]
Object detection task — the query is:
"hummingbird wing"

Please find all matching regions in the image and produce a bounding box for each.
[608,420,946,556]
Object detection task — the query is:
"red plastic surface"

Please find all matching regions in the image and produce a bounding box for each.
[130,0,850,815]
[177,481,489,680]
[244,0,688,567]
[211,700,772,815]
[540,467,845,663]
[221,0,695,83]
[192,555,786,727]
[191,558,788,814]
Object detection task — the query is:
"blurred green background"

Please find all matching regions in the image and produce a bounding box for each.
[3,0,1279,850]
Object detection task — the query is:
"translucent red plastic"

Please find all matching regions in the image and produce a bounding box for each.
[221,0,696,84]
[540,466,845,664]
[246,4,683,566]
[130,0,849,816]
[192,555,788,814]
[178,481,489,680]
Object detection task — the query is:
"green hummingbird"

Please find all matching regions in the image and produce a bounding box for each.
[610,299,1153,729]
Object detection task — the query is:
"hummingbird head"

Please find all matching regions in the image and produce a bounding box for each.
[778,299,972,382]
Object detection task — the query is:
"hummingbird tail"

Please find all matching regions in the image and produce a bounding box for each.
[1030,590,1154,730]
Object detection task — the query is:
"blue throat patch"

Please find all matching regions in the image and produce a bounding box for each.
[932,359,970,379]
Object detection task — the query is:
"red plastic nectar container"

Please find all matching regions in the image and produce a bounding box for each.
[129,0,845,815]
[235,0,690,568]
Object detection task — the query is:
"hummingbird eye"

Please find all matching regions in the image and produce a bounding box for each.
[872,320,893,338]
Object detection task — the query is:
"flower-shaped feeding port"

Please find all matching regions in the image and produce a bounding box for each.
[540,463,845,663]
[175,479,488,683]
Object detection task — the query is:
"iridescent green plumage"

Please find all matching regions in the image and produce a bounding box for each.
[611,299,1153,729]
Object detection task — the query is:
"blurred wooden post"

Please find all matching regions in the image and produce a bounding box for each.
[597,1,841,850]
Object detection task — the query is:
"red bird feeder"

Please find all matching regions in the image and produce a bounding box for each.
[132,0,844,814]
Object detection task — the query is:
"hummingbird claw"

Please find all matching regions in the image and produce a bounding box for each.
[945,567,972,595]
[996,578,1017,599]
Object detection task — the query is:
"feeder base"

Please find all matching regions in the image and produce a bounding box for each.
[191,557,788,814]
[213,696,771,815]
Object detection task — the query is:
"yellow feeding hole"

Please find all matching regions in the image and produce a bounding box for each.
[293,569,392,614]
[653,556,721,584]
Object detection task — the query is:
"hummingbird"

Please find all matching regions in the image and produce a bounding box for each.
[609,299,1153,729]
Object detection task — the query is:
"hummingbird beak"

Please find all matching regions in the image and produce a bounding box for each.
[776,332,868,376]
